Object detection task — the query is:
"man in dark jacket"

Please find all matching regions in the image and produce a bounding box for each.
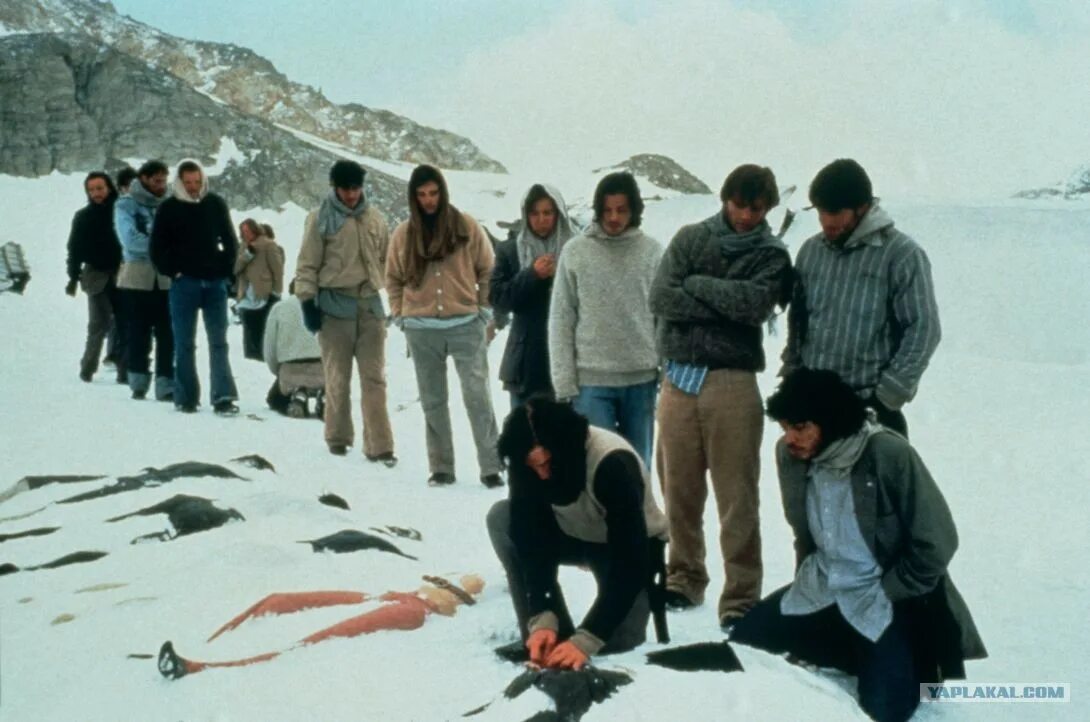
[66,171,126,383]
[649,164,792,626]
[150,160,239,415]
[486,398,668,669]
[490,184,576,409]
[730,369,986,722]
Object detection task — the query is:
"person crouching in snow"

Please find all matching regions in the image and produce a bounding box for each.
[486,397,669,670]
[262,280,325,418]
[729,369,986,722]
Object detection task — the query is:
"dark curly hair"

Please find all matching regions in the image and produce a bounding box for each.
[766,368,867,445]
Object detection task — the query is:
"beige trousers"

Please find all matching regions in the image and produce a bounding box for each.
[656,369,763,619]
[317,306,393,455]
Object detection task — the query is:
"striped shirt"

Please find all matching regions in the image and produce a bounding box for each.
[664,360,708,395]
[783,204,940,409]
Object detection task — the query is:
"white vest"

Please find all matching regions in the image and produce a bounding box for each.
[551,427,668,544]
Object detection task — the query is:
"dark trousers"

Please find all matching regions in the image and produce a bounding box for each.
[731,586,920,722]
[81,283,126,377]
[239,297,277,361]
[486,499,649,652]
[124,288,173,392]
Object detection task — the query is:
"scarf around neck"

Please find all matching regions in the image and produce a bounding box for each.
[318,189,369,237]
[812,420,884,472]
[129,179,166,210]
[516,185,575,270]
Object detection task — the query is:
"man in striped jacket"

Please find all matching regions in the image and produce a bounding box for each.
[782,160,940,437]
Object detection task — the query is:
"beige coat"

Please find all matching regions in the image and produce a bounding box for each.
[235,235,285,301]
[294,206,389,302]
[116,261,171,291]
[385,213,494,319]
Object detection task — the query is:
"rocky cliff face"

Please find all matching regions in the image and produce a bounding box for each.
[0,0,505,174]
[0,33,407,218]
[597,154,712,195]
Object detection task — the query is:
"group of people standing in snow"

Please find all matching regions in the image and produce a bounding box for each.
[482,159,983,722]
[65,154,984,722]
[66,160,288,415]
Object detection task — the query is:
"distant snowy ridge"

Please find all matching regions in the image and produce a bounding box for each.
[0,0,505,173]
[1012,163,1090,200]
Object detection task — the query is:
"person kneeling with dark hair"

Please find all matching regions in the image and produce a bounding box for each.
[729,369,986,722]
[487,397,668,669]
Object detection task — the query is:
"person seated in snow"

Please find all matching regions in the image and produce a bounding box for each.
[729,369,986,722]
[158,574,484,679]
[263,280,325,418]
[490,183,577,410]
[486,397,668,670]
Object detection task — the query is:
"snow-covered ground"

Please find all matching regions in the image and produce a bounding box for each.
[1,172,1087,721]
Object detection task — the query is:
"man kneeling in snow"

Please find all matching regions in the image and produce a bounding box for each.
[487,398,668,670]
[729,369,986,722]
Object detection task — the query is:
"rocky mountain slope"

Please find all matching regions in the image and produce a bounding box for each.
[0,32,407,217]
[0,0,505,175]
[1013,164,1090,200]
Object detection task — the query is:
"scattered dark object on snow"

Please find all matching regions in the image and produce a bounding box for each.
[18,475,106,490]
[300,529,417,560]
[502,667,633,722]
[58,462,245,504]
[0,474,106,506]
[1,550,109,576]
[494,640,530,664]
[158,641,187,679]
[230,454,276,472]
[0,526,60,543]
[369,525,422,541]
[106,494,244,542]
[128,653,155,660]
[0,242,31,294]
[319,493,350,511]
[645,640,744,673]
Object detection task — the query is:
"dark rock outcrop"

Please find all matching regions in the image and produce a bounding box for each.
[597,154,712,195]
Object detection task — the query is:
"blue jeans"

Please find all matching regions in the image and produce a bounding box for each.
[169,276,238,408]
[573,381,657,469]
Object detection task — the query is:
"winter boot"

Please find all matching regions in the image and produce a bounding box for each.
[154,376,174,402]
[286,390,308,418]
[213,400,240,416]
[366,452,399,468]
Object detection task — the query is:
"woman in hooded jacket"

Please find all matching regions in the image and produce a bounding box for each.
[234,218,285,360]
[490,185,576,409]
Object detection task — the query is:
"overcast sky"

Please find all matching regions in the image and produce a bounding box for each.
[110,0,1090,201]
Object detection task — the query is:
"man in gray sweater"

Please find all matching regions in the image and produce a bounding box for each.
[649,164,792,626]
[783,160,940,437]
[548,172,662,469]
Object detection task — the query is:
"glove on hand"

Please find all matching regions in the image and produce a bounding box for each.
[301,298,322,334]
